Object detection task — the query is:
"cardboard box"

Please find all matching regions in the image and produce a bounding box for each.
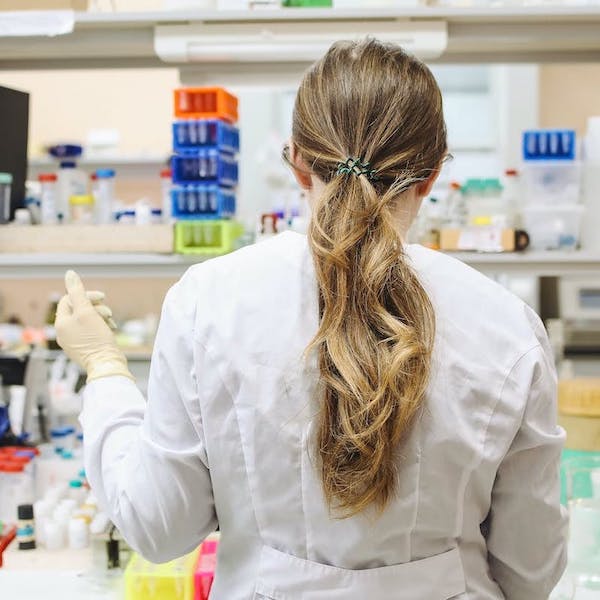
[0,224,173,253]
[0,1,88,10]
[440,228,516,253]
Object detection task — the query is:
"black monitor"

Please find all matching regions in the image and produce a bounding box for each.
[0,84,29,221]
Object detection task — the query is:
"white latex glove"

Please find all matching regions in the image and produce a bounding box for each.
[55,270,133,382]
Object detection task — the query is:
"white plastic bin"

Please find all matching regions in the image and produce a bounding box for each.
[521,205,584,250]
[522,161,581,204]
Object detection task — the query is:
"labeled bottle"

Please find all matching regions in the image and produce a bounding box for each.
[17,504,36,550]
[39,173,58,224]
[57,161,87,223]
[94,169,115,225]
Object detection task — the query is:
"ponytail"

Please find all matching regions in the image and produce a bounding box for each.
[307,172,435,517]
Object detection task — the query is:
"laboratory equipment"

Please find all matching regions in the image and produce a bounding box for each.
[94,168,115,225]
[521,129,581,205]
[172,120,239,155]
[13,208,31,226]
[0,172,12,224]
[521,205,584,250]
[194,536,220,600]
[0,85,29,223]
[581,116,600,251]
[125,546,200,600]
[16,503,35,550]
[58,161,87,222]
[69,194,94,224]
[38,173,58,224]
[563,455,600,592]
[171,152,239,187]
[171,185,236,219]
[174,87,238,123]
[174,220,244,255]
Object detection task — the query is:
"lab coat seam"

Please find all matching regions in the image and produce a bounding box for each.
[199,337,266,543]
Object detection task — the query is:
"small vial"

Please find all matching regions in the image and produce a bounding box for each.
[161,168,173,223]
[176,122,187,147]
[17,504,36,550]
[68,516,89,550]
[199,155,208,179]
[209,190,218,213]
[177,189,186,215]
[208,151,218,179]
[186,189,197,214]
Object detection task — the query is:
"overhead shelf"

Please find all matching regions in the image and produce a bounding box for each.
[1,249,598,279]
[1,7,600,71]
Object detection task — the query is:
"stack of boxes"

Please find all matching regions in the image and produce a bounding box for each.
[170,87,244,255]
[520,129,584,250]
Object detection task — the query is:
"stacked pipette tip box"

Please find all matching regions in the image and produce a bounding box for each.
[171,87,243,255]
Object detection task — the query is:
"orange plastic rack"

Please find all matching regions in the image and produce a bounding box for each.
[174,87,238,123]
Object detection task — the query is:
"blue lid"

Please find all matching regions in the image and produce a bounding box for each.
[61,450,74,460]
[48,144,83,159]
[523,129,576,161]
[76,433,83,441]
[15,450,36,458]
[50,426,74,437]
[69,479,83,488]
[151,209,162,216]
[79,469,86,478]
[95,168,115,179]
[59,161,77,169]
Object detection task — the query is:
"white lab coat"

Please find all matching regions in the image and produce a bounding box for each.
[81,231,568,599]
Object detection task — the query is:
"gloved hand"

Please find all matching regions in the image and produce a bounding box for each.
[55,270,133,382]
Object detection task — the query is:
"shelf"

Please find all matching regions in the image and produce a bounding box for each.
[0,249,599,279]
[1,7,600,71]
[0,252,206,279]
[445,250,600,277]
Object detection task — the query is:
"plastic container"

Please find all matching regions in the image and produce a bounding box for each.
[94,168,115,224]
[194,537,219,600]
[174,87,238,123]
[68,516,89,550]
[171,152,238,187]
[171,185,236,220]
[521,161,582,205]
[69,194,94,224]
[521,205,584,250]
[174,220,244,255]
[17,504,36,550]
[0,172,12,224]
[57,161,87,222]
[125,547,199,600]
[172,120,240,155]
[39,173,59,224]
[523,129,576,161]
[161,168,173,224]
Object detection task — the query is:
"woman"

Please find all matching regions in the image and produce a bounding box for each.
[56,40,567,599]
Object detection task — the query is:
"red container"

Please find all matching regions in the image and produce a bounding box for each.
[174,88,238,123]
[193,538,219,600]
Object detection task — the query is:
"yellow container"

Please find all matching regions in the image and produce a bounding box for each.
[559,378,600,452]
[69,194,94,224]
[125,547,200,600]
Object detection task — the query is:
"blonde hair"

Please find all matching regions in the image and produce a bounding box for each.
[292,40,447,517]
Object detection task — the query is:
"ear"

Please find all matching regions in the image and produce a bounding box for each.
[415,167,441,198]
[290,141,313,191]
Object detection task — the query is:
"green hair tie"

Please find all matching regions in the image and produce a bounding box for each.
[336,157,379,181]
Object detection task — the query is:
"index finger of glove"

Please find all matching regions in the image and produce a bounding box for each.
[65,270,91,310]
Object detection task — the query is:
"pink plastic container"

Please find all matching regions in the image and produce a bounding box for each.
[194,538,219,600]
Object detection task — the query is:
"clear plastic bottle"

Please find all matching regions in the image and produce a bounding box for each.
[39,173,58,225]
[57,161,87,223]
[94,169,115,225]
